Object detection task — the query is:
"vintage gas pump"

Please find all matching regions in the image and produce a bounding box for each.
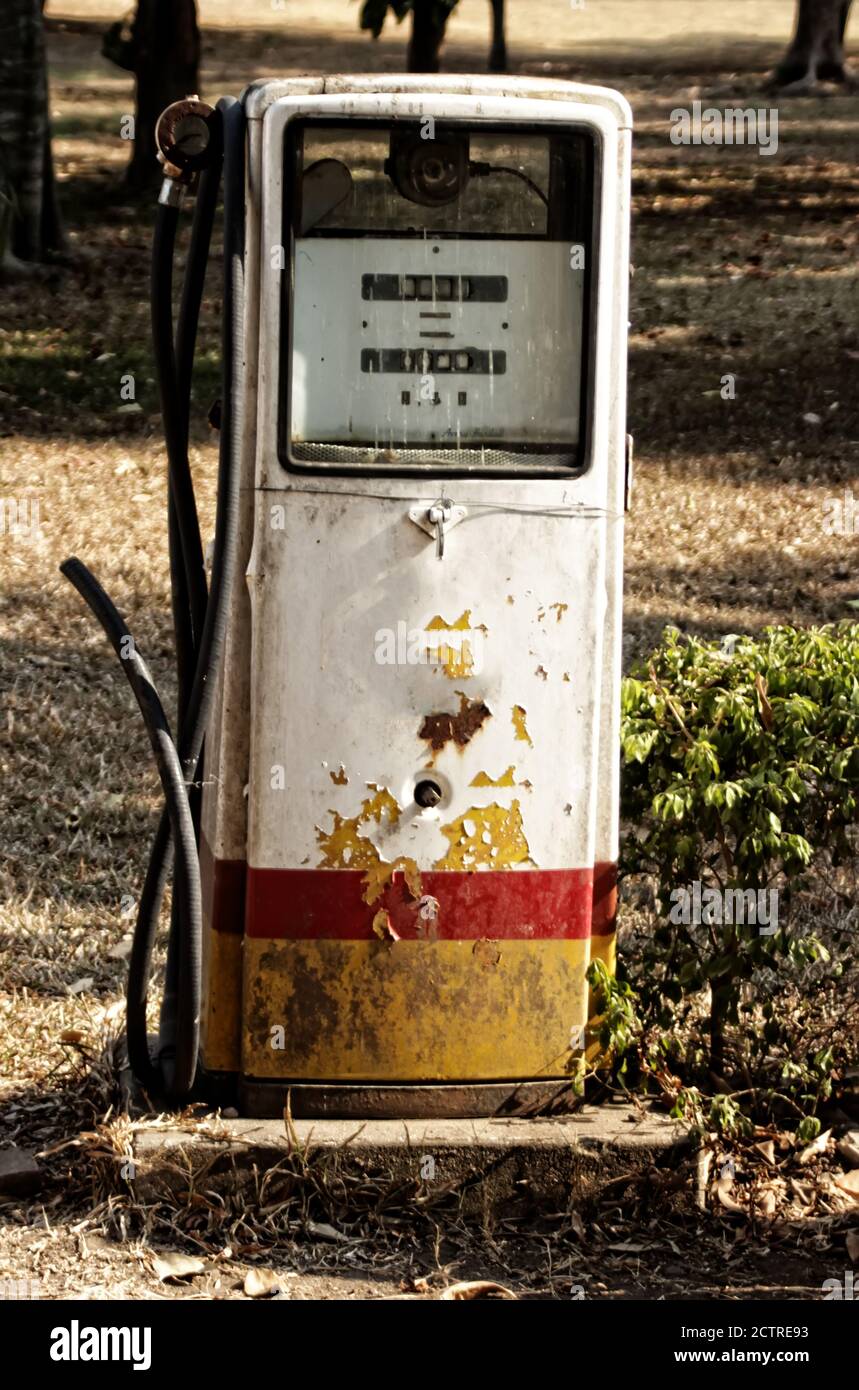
[63,77,631,1118]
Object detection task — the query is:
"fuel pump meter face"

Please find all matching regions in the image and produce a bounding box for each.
[281,120,595,474]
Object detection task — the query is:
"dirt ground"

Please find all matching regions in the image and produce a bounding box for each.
[1,2,858,1300]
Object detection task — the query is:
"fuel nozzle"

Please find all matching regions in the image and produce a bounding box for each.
[155,96,218,201]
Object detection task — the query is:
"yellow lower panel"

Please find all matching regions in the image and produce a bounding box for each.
[590,932,616,973]
[200,931,242,1073]
[242,937,592,1082]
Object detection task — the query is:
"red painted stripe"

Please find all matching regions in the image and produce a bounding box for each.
[200,836,247,937]
[592,860,618,935]
[243,866,602,942]
[202,848,620,943]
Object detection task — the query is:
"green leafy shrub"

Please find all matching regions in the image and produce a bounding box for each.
[617,623,859,1116]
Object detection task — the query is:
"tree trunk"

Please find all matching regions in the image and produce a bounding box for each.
[488,0,507,73]
[407,1,447,73]
[774,0,854,86]
[0,0,64,269]
[127,0,201,190]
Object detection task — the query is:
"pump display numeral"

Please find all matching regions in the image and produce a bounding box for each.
[362,273,508,303]
[361,347,505,375]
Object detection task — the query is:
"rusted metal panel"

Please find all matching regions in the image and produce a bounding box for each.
[239,1079,583,1120]
[200,80,631,1103]
[242,938,590,1082]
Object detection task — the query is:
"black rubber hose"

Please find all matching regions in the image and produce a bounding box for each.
[169,123,223,732]
[153,193,196,732]
[160,128,223,1075]
[62,99,243,1101]
[176,149,222,439]
[159,102,233,1089]
[151,199,208,662]
[126,813,172,1087]
[181,96,244,769]
[125,96,244,1095]
[59,559,202,1100]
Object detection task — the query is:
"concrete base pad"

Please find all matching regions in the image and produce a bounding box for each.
[131,1103,693,1214]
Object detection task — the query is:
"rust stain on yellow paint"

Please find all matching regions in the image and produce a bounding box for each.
[550,602,569,622]
[425,610,485,679]
[472,938,502,970]
[329,765,348,785]
[512,705,533,747]
[470,765,516,788]
[242,937,594,1081]
[317,787,423,908]
[435,800,532,870]
[201,930,242,1072]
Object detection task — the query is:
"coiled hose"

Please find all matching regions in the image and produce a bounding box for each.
[61,95,245,1101]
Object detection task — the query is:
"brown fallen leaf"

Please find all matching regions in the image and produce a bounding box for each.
[836,1131,859,1168]
[244,1268,283,1299]
[846,1231,859,1262]
[758,1187,777,1220]
[833,1171,859,1203]
[716,1176,744,1214]
[798,1129,832,1164]
[789,1177,814,1209]
[153,1253,206,1283]
[440,1281,518,1301]
[753,1140,776,1166]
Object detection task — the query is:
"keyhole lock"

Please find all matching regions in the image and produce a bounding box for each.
[414,778,443,809]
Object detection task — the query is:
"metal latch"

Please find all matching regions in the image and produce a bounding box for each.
[408,498,467,559]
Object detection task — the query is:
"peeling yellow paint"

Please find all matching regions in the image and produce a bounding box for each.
[427,610,473,631]
[470,766,516,788]
[316,785,400,871]
[362,855,422,907]
[317,787,422,905]
[512,705,533,747]
[329,765,348,785]
[435,801,532,870]
[372,909,401,942]
[424,610,484,679]
[550,602,569,622]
